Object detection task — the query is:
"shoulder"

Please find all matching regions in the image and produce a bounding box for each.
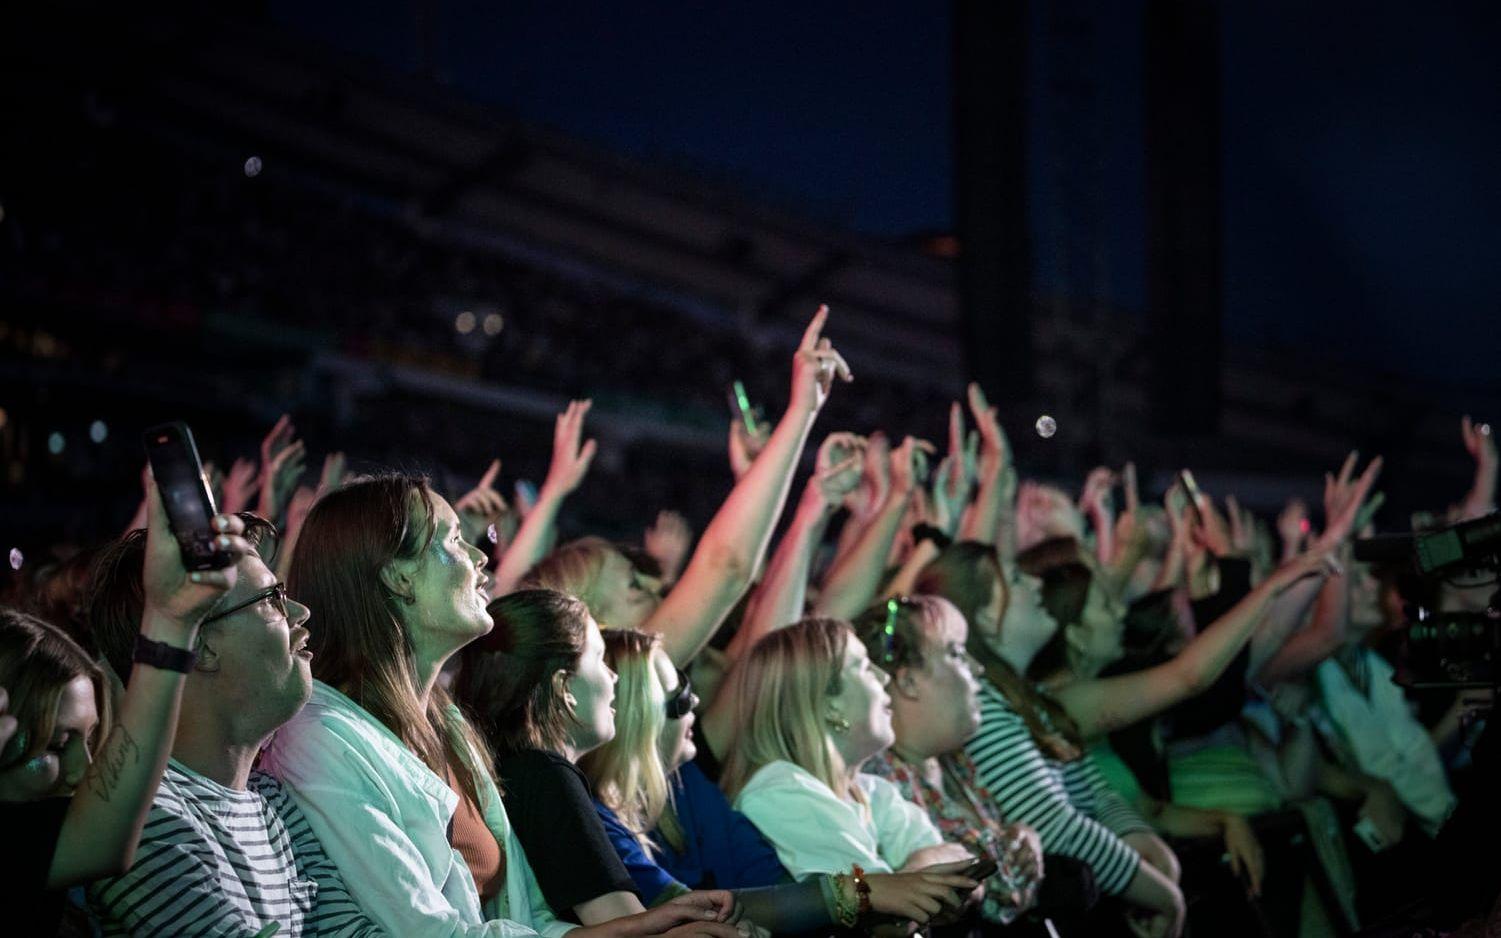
[739,760,824,798]
[498,747,586,790]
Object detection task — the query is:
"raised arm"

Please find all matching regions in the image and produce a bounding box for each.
[958,383,1016,554]
[1458,415,1497,520]
[728,434,863,663]
[816,437,932,620]
[827,432,890,573]
[647,305,850,667]
[492,400,597,597]
[1056,546,1337,738]
[1079,467,1117,567]
[54,474,253,888]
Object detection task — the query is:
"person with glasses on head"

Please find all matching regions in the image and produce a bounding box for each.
[854,595,1048,932]
[578,628,868,934]
[81,498,385,936]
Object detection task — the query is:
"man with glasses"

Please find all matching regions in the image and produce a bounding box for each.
[83,514,383,936]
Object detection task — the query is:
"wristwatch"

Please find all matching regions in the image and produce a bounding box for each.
[133,634,198,673]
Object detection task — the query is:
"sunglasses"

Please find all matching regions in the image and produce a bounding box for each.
[665,667,698,720]
[203,582,289,625]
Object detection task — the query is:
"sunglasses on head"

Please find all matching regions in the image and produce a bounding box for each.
[203,582,288,625]
[665,667,697,720]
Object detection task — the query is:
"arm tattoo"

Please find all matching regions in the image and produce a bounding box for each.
[87,725,141,803]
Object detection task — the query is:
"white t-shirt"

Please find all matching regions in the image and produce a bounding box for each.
[733,759,943,879]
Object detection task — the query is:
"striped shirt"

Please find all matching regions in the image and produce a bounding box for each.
[965,681,1149,895]
[88,761,383,937]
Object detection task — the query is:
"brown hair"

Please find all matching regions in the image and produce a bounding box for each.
[457,588,590,755]
[288,475,490,811]
[0,608,113,770]
[1017,537,1093,681]
[915,541,1084,762]
[521,537,624,621]
[84,514,279,684]
[852,595,956,673]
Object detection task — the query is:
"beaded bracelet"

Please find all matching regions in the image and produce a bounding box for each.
[828,872,859,927]
[851,864,872,918]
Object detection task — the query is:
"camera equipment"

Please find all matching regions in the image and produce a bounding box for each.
[1355,512,1501,691]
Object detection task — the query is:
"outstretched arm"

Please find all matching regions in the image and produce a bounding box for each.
[492,400,597,597]
[52,474,253,887]
[647,306,851,667]
[1458,415,1497,520]
[959,383,1016,554]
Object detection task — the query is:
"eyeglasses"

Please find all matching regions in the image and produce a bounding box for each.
[664,667,698,720]
[203,582,288,625]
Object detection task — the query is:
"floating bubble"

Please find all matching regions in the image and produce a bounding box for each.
[486,523,499,544]
[8,548,21,570]
[1034,415,1057,439]
[89,419,108,443]
[47,431,65,455]
[1481,423,1493,437]
[243,156,263,178]
[455,311,476,334]
[482,313,504,336]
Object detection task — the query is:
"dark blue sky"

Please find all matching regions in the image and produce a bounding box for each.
[271,1,1500,390]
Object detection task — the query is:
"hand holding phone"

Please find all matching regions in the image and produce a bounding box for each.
[143,422,234,571]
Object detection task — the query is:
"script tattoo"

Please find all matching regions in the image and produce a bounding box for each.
[87,725,141,803]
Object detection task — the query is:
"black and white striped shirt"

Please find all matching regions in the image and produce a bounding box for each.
[88,761,383,937]
[965,681,1149,895]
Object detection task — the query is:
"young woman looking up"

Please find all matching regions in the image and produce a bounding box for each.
[718,618,983,935]
[580,628,871,933]
[457,589,752,935]
[263,477,743,938]
[853,595,1045,928]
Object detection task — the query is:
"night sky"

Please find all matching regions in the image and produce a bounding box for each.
[270,1,1500,392]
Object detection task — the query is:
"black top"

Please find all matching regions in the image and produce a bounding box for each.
[1,796,70,935]
[690,719,723,783]
[494,746,636,918]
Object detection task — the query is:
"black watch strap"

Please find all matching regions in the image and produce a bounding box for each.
[911,523,953,551]
[133,634,198,673]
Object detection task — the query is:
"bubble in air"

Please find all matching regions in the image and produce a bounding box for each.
[243,156,263,177]
[8,548,22,570]
[1034,415,1057,439]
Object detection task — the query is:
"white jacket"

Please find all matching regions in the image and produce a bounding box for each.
[1313,649,1456,836]
[262,681,574,937]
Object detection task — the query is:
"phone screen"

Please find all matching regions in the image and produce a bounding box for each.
[144,422,230,570]
[1178,469,1205,524]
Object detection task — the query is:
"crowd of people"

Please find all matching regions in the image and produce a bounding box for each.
[2,305,1497,937]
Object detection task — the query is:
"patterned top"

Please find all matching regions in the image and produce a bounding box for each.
[865,749,1034,924]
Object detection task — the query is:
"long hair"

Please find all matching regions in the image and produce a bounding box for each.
[0,608,112,771]
[287,475,490,810]
[916,541,1084,762]
[457,588,589,756]
[1017,537,1093,681]
[852,594,957,673]
[719,617,851,801]
[522,537,623,622]
[579,629,680,852]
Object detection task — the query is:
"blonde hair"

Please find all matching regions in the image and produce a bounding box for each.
[523,537,624,622]
[579,629,684,852]
[719,618,852,802]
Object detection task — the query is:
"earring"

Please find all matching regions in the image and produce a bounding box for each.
[827,716,851,735]
[563,693,579,715]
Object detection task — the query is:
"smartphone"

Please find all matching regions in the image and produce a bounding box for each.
[959,856,999,883]
[143,422,233,571]
[727,380,759,436]
[1178,469,1205,524]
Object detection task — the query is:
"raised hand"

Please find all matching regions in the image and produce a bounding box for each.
[1277,498,1310,560]
[728,420,771,482]
[1462,415,1496,468]
[255,415,306,523]
[455,458,508,546]
[813,432,866,503]
[316,451,347,495]
[1317,452,1383,548]
[644,510,694,584]
[542,400,598,497]
[788,304,852,416]
[889,436,937,497]
[968,383,1014,496]
[1079,467,1116,518]
[143,470,253,639]
[845,431,891,521]
[219,457,259,514]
